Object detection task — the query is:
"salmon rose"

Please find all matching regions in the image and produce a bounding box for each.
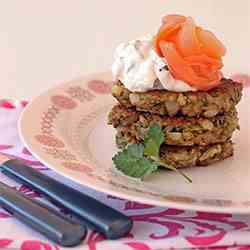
[154,15,226,90]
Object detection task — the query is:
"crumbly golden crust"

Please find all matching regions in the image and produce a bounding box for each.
[111,78,243,118]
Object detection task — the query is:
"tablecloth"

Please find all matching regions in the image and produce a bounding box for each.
[1,96,250,250]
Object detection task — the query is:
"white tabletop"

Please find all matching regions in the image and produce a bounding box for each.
[0,0,249,99]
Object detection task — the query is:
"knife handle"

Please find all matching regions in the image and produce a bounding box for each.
[0,182,86,246]
[1,160,133,239]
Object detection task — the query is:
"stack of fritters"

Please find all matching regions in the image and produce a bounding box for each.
[108,78,243,169]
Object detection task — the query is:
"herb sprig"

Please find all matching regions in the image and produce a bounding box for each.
[112,124,192,182]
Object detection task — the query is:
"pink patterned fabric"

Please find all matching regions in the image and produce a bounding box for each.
[1,101,250,250]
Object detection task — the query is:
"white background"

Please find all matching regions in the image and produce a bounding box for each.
[0,0,249,99]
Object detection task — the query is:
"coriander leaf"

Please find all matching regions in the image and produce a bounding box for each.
[126,143,144,158]
[113,144,158,179]
[144,124,164,158]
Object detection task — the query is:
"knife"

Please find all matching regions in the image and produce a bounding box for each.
[1,158,133,239]
[0,181,86,246]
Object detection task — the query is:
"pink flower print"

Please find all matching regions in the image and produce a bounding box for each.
[124,201,155,210]
[20,240,59,250]
[87,80,112,94]
[0,100,15,109]
[185,230,225,246]
[0,211,12,218]
[44,148,76,161]
[21,100,29,107]
[238,247,250,250]
[86,231,106,250]
[131,209,184,239]
[62,162,92,173]
[0,145,13,150]
[0,239,13,248]
[35,134,65,148]
[51,95,77,109]
[194,212,247,230]
[66,86,95,102]
[22,147,32,155]
[125,242,152,250]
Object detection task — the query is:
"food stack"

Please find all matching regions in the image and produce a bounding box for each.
[108,78,242,169]
[108,14,243,170]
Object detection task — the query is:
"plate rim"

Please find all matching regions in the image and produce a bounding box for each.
[19,71,250,214]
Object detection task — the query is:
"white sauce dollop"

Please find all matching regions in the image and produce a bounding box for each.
[112,35,196,92]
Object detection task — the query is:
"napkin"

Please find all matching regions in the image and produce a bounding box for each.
[0,99,250,250]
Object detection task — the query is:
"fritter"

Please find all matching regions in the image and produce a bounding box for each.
[111,78,243,118]
[115,130,234,168]
[108,105,239,146]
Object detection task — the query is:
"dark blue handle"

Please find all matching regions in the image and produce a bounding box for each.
[1,159,133,239]
[0,181,86,246]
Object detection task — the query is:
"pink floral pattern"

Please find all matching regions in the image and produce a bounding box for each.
[125,242,152,250]
[40,108,57,136]
[86,231,106,250]
[62,162,93,173]
[22,147,32,155]
[185,231,225,246]
[35,135,65,148]
[0,100,16,109]
[44,147,77,161]
[0,239,13,248]
[20,241,59,250]
[51,95,77,109]
[87,80,112,94]
[66,86,95,102]
[0,211,12,218]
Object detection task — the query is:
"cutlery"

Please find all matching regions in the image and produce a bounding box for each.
[0,181,86,246]
[1,159,133,239]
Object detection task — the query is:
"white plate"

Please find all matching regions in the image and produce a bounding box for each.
[19,72,250,214]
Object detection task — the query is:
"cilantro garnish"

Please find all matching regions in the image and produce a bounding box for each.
[144,124,164,158]
[113,144,158,178]
[112,124,192,182]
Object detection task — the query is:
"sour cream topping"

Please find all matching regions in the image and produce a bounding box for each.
[112,35,196,92]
